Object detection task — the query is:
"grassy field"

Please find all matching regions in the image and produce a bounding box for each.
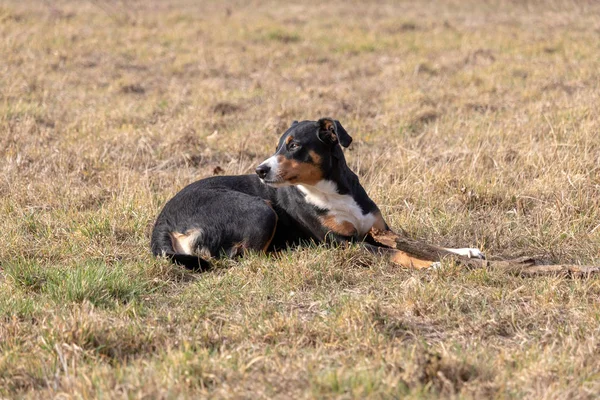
[1,0,600,398]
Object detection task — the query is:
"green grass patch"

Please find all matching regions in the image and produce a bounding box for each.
[44,260,156,308]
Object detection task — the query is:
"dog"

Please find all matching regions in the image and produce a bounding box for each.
[151,118,483,270]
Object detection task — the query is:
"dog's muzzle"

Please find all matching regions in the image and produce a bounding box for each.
[255,164,271,179]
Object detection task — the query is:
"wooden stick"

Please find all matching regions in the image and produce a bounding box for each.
[366,228,600,277]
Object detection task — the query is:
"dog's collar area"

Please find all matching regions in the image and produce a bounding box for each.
[297,180,339,197]
[297,180,377,236]
[296,180,360,213]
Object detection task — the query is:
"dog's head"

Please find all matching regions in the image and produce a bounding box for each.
[255,118,353,187]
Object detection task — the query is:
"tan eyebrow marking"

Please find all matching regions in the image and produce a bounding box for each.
[308,150,321,164]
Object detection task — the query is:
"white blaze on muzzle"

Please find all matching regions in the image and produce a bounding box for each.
[258,155,280,179]
[257,155,292,187]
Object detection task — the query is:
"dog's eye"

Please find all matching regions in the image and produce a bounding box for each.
[288,142,301,151]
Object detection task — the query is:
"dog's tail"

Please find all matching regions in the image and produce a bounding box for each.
[151,226,211,271]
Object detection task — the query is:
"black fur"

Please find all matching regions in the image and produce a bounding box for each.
[151,119,384,270]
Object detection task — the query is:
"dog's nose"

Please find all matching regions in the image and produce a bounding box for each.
[255,164,271,179]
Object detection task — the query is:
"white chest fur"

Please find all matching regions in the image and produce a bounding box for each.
[297,180,377,236]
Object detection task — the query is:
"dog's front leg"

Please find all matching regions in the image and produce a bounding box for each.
[361,243,438,269]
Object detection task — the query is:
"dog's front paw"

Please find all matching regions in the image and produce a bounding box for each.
[445,247,486,259]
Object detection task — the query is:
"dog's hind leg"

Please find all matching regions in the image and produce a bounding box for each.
[224,200,279,257]
[151,189,279,270]
[170,229,206,256]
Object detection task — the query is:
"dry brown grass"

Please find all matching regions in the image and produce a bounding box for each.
[1,0,600,398]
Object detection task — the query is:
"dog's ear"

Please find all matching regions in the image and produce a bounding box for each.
[317,118,338,145]
[317,118,352,148]
[290,120,299,127]
[334,120,352,148]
